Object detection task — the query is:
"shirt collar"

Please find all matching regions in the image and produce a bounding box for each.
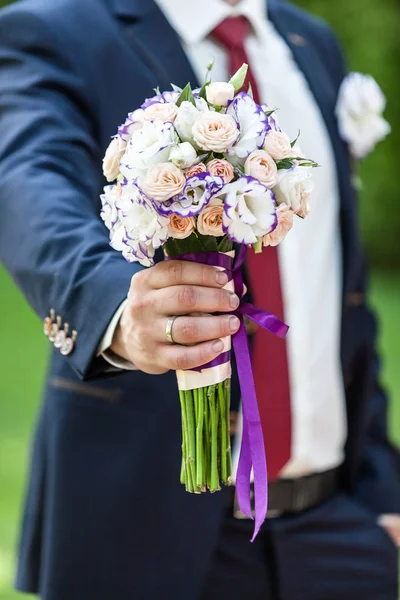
[156,0,267,45]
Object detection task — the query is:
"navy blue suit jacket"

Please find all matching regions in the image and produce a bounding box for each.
[0,0,399,597]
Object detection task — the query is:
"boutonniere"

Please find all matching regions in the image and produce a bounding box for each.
[335,73,390,189]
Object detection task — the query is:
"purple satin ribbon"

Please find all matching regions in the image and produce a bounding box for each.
[167,247,288,540]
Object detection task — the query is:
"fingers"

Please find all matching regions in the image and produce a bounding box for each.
[146,260,229,290]
[160,314,240,345]
[152,285,239,316]
[160,338,227,372]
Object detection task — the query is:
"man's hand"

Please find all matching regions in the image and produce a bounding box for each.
[110,260,240,374]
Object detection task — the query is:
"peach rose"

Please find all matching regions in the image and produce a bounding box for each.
[262,203,294,247]
[102,137,127,182]
[197,199,224,237]
[207,158,234,183]
[244,150,278,187]
[142,162,186,202]
[185,162,207,178]
[143,102,178,123]
[295,191,311,219]
[263,130,292,160]
[168,214,195,240]
[192,112,238,152]
[206,82,235,106]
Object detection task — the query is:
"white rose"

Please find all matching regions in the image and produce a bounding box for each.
[336,72,391,158]
[175,101,201,143]
[192,112,238,153]
[263,130,292,160]
[120,120,178,176]
[102,137,127,182]
[169,142,198,169]
[143,102,178,123]
[206,82,235,106]
[273,166,314,213]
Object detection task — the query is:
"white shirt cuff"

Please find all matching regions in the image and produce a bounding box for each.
[97,299,137,371]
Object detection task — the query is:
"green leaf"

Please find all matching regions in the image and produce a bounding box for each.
[217,236,233,253]
[276,159,294,170]
[198,80,211,101]
[263,108,277,117]
[290,129,300,148]
[247,82,254,98]
[153,86,161,95]
[176,83,196,108]
[229,63,248,93]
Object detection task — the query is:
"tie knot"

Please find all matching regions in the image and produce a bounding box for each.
[211,16,252,50]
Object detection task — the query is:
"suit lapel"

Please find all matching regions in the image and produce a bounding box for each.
[269,0,360,296]
[108,0,199,90]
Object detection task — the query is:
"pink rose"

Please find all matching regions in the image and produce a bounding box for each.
[262,203,294,247]
[168,214,195,240]
[142,162,186,202]
[263,130,292,160]
[144,102,178,123]
[197,199,224,237]
[192,112,238,152]
[206,82,235,106]
[185,162,207,178]
[244,150,278,187]
[207,158,234,183]
[102,137,127,182]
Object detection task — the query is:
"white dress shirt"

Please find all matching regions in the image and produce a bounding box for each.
[100,0,347,478]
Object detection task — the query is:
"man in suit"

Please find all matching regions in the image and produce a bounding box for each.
[0,0,399,598]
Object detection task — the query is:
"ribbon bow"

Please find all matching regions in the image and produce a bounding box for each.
[170,247,288,540]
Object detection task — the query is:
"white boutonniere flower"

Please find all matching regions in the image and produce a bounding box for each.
[336,73,391,159]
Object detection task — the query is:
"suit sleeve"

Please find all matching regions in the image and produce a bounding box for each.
[0,6,142,380]
[321,25,400,513]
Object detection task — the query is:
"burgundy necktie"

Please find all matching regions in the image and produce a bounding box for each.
[212,17,292,480]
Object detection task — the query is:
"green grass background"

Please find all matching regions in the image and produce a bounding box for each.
[0,0,399,598]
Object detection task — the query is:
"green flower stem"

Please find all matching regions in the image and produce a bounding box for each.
[225,379,232,484]
[208,385,220,492]
[179,391,186,486]
[196,387,204,489]
[202,394,208,491]
[185,390,197,491]
[218,381,227,485]
[179,390,192,491]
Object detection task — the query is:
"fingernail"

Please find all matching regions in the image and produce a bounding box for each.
[216,270,228,285]
[229,316,240,332]
[229,293,239,309]
[213,339,224,352]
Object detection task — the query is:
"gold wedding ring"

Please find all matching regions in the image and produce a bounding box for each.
[165,316,177,344]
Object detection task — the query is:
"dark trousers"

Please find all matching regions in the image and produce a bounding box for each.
[200,493,399,600]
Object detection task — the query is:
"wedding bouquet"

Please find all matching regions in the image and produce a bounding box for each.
[100,64,317,535]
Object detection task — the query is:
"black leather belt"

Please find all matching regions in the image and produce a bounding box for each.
[229,467,339,519]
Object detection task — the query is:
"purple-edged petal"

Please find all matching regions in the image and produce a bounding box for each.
[226,93,270,163]
[217,176,277,244]
[141,90,180,109]
[156,173,224,217]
